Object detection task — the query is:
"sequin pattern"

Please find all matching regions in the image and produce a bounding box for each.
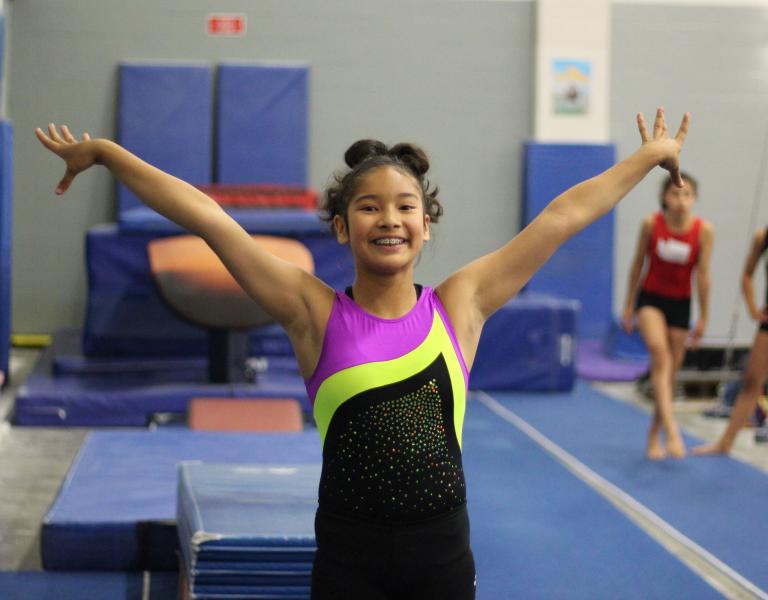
[320,376,466,522]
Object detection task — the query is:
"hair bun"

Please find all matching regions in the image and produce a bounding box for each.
[344,139,388,168]
[389,143,430,176]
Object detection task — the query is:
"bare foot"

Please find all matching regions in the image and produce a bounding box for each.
[666,436,687,459]
[692,442,729,456]
[646,438,667,460]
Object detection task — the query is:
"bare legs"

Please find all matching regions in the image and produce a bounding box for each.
[637,307,687,459]
[693,330,768,456]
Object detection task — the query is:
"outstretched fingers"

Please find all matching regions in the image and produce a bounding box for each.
[637,113,649,143]
[47,122,64,143]
[675,112,690,144]
[34,127,56,150]
[60,125,77,143]
[56,170,75,195]
[652,107,664,138]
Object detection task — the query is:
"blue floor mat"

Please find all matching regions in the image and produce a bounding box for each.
[464,398,722,599]
[483,381,768,594]
[0,571,177,600]
[43,430,321,570]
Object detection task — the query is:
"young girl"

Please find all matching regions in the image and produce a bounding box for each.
[622,172,714,460]
[693,227,768,456]
[37,107,688,600]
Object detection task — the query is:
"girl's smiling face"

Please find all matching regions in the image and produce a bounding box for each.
[333,165,430,276]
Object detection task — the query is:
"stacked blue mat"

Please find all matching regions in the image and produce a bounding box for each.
[177,463,319,600]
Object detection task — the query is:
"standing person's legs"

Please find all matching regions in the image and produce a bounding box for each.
[637,307,684,459]
[694,330,768,455]
[666,326,689,456]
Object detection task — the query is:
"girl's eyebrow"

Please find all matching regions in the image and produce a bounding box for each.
[352,192,420,203]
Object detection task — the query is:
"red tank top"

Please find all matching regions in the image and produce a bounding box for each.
[641,212,702,299]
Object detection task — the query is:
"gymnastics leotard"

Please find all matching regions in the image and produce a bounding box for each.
[306,285,476,600]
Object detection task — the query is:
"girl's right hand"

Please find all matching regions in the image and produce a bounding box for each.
[636,108,690,188]
[35,123,97,195]
[621,306,635,333]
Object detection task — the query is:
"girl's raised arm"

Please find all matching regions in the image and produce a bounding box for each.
[437,108,689,367]
[35,124,334,351]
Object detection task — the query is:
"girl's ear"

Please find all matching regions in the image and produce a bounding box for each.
[423,214,431,241]
[333,214,349,244]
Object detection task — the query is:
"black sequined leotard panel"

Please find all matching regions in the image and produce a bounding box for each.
[305,286,469,523]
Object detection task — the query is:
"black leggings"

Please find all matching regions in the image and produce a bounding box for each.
[311,506,476,600]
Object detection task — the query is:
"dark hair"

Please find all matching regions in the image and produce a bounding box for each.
[321,139,443,233]
[659,171,698,209]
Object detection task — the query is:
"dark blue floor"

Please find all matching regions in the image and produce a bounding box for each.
[484,381,768,595]
[0,571,177,600]
[464,396,723,599]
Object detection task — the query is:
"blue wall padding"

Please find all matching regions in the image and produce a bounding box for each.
[118,63,212,214]
[470,293,578,392]
[178,463,317,595]
[119,206,323,234]
[217,63,308,185]
[0,121,12,382]
[82,223,353,358]
[42,430,321,570]
[523,143,616,339]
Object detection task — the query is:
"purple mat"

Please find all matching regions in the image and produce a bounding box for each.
[576,339,648,381]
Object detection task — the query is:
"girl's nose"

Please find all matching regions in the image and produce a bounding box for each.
[378,207,400,228]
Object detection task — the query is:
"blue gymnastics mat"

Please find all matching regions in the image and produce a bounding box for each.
[118,206,324,235]
[523,143,616,339]
[483,382,768,594]
[42,430,321,570]
[83,223,353,358]
[471,293,578,391]
[217,63,309,186]
[51,328,298,377]
[118,63,212,215]
[178,464,318,597]
[464,397,722,599]
[14,343,310,426]
[0,571,177,600]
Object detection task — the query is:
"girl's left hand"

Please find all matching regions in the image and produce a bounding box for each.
[637,108,690,188]
[689,319,705,349]
[35,123,97,195]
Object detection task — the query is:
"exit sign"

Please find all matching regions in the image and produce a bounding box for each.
[207,14,247,36]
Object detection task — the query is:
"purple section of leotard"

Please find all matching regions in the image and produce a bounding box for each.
[305,286,467,406]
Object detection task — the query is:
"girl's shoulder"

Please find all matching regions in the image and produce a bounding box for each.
[641,213,658,234]
[695,217,714,240]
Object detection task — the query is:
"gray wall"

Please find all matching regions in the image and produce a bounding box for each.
[612,3,768,341]
[8,0,533,333]
[11,0,768,341]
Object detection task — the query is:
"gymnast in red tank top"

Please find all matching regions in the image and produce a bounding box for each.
[642,211,702,299]
[622,173,715,460]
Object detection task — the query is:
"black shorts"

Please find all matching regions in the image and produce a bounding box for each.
[311,506,476,600]
[636,290,691,330]
[761,321,768,333]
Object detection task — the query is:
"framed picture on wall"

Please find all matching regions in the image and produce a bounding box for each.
[551,59,591,116]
